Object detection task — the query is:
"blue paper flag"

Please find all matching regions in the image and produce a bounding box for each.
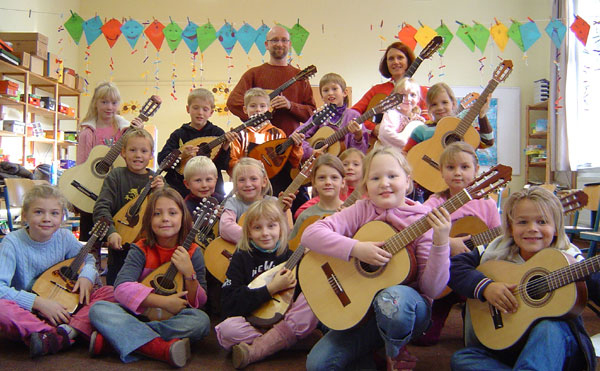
[545,19,567,48]
[255,24,269,55]
[520,21,541,52]
[182,21,199,52]
[83,15,103,46]
[120,19,143,49]
[217,23,237,55]
[237,23,257,54]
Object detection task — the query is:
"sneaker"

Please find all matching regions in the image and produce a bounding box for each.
[89,330,113,356]
[29,327,71,358]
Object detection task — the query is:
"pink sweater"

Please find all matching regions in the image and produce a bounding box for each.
[301,198,450,302]
[424,194,501,229]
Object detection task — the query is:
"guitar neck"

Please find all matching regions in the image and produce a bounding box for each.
[470,226,503,248]
[69,234,100,272]
[100,110,152,168]
[128,181,152,217]
[208,115,268,150]
[278,172,308,209]
[404,56,423,78]
[284,245,305,270]
[533,254,600,293]
[456,79,499,137]
[269,77,296,99]
[341,188,362,208]
[278,118,316,153]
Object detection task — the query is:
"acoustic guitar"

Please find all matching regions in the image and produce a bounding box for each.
[406,60,513,193]
[204,155,318,282]
[59,96,162,213]
[246,245,305,327]
[298,164,511,330]
[468,248,600,350]
[141,200,218,321]
[113,149,181,244]
[175,112,272,175]
[248,104,336,179]
[32,219,110,314]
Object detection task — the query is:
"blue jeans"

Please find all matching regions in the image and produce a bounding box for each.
[451,320,584,371]
[306,285,431,371]
[89,300,210,363]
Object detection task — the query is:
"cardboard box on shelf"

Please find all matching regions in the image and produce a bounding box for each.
[45,53,63,81]
[2,120,26,134]
[75,74,86,92]
[0,80,19,96]
[13,51,30,69]
[40,96,56,110]
[29,55,44,75]
[63,67,76,89]
[22,93,41,106]
[0,32,48,60]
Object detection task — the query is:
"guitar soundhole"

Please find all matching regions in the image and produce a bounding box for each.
[94,160,109,177]
[525,274,549,300]
[197,143,211,157]
[155,275,176,294]
[443,133,462,146]
[275,144,284,155]
[355,259,385,277]
[314,140,325,150]
[59,266,78,282]
[522,270,553,308]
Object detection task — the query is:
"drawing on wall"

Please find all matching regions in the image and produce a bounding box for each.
[457,96,498,166]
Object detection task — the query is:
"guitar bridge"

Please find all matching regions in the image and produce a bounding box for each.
[50,280,71,293]
[321,263,350,307]
[421,155,440,171]
[489,304,503,329]
[71,180,99,201]
[221,249,233,260]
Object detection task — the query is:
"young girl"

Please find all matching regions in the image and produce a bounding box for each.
[301,146,452,371]
[449,187,600,370]
[215,198,318,368]
[377,77,425,149]
[289,154,345,240]
[88,188,210,367]
[0,185,113,357]
[413,142,500,346]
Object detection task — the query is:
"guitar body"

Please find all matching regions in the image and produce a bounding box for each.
[288,214,326,251]
[204,237,237,282]
[407,116,481,193]
[298,221,416,330]
[140,262,184,321]
[308,126,343,157]
[248,138,294,179]
[32,258,81,314]
[114,196,149,244]
[58,145,126,213]
[246,261,295,327]
[175,136,222,175]
[467,248,586,350]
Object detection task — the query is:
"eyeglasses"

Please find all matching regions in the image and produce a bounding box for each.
[267,39,290,44]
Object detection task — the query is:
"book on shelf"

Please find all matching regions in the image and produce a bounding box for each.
[0,49,20,65]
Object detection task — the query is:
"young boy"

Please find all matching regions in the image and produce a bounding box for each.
[183,155,225,214]
[158,88,235,198]
[93,128,164,286]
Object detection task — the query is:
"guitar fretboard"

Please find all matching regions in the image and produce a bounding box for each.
[404,56,424,78]
[341,188,362,208]
[284,245,305,270]
[206,113,270,151]
[455,79,499,138]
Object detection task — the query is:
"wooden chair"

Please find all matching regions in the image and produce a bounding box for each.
[2,178,36,230]
[565,183,600,245]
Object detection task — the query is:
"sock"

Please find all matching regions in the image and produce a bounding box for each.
[58,324,78,341]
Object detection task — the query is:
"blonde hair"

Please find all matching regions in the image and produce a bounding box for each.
[187,88,215,107]
[81,82,121,130]
[339,148,365,162]
[22,184,67,217]
[183,156,218,181]
[360,146,413,195]
[244,88,270,107]
[231,157,273,198]
[311,154,345,183]
[237,198,288,256]
[501,186,569,253]
[121,127,154,152]
[393,77,421,117]
[426,82,457,116]
[319,73,349,106]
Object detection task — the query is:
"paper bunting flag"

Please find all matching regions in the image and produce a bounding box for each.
[520,20,541,52]
[456,24,475,52]
[490,20,509,51]
[435,23,453,55]
[163,21,183,51]
[397,24,417,50]
[182,21,199,52]
[237,23,257,54]
[101,18,122,48]
[83,15,103,46]
[145,20,165,51]
[414,24,437,48]
[570,15,590,46]
[197,22,217,53]
[289,23,310,55]
[121,19,143,49]
[469,22,490,53]
[255,24,269,55]
[545,19,567,48]
[64,11,84,44]
[508,20,525,52]
[217,23,237,55]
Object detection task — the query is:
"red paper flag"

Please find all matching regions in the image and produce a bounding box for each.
[101,18,122,48]
[397,24,418,50]
[570,15,590,46]
[145,20,165,51]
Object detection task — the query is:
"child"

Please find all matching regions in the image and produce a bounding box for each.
[293,73,367,161]
[229,88,306,214]
[449,187,600,370]
[403,82,493,153]
[158,88,234,198]
[413,142,500,346]
[377,77,425,149]
[301,146,452,371]
[215,198,318,368]
[88,187,210,367]
[289,154,345,240]
[183,155,225,215]
[0,184,113,357]
[93,128,164,286]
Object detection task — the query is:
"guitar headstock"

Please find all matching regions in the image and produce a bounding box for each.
[560,190,588,214]
[296,65,317,81]
[160,149,182,172]
[90,217,111,240]
[466,164,512,200]
[493,60,513,83]
[373,93,403,114]
[419,36,444,59]
[138,95,162,122]
[247,111,273,126]
[299,155,317,178]
[313,103,337,125]
[460,92,480,111]
[192,197,218,229]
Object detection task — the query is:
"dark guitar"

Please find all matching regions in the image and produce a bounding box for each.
[194,191,235,250]
[267,65,317,100]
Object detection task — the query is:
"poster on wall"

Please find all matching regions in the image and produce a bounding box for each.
[456,96,498,166]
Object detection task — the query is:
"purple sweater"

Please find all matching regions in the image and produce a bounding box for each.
[301,198,450,302]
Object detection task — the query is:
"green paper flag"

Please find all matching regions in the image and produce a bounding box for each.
[289,23,309,55]
[435,23,453,55]
[508,20,525,52]
[456,24,475,52]
[64,11,84,44]
[163,21,183,51]
[197,22,217,53]
[470,22,490,53]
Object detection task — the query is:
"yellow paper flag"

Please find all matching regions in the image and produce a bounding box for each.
[490,21,509,51]
[414,25,438,48]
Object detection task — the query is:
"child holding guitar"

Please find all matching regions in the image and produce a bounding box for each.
[0,185,114,357]
[89,187,209,367]
[215,198,318,369]
[413,142,500,346]
[301,146,452,371]
[449,187,600,370]
[93,128,164,285]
